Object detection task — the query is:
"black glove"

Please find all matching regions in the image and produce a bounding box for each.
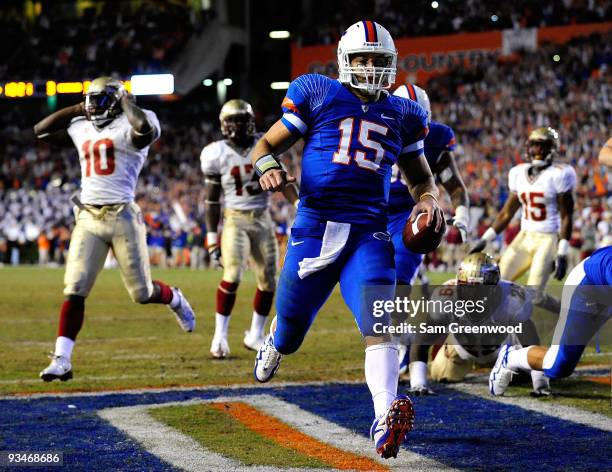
[553,254,568,280]
[209,245,223,268]
[408,385,437,396]
[468,238,487,254]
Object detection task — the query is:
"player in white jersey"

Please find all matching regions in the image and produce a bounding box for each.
[407,253,549,395]
[471,127,576,312]
[201,99,297,358]
[34,77,195,382]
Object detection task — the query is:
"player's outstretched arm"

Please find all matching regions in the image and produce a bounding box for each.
[435,151,470,242]
[252,120,299,192]
[204,174,223,267]
[469,192,521,253]
[121,95,157,149]
[598,137,612,167]
[33,102,85,146]
[397,152,443,231]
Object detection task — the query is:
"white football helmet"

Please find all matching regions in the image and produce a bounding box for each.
[394,84,431,123]
[337,21,397,93]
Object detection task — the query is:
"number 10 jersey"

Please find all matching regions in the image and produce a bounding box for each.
[67,110,161,205]
[200,134,269,211]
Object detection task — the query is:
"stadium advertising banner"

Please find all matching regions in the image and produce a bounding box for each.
[291,22,612,85]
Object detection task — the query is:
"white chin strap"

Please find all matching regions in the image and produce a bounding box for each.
[530,159,549,167]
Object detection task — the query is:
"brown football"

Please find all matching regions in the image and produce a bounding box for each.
[402,211,446,254]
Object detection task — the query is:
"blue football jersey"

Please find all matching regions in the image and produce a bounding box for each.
[388,120,456,214]
[280,74,428,225]
[584,246,612,285]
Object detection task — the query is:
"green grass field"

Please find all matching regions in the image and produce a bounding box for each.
[0,266,609,416]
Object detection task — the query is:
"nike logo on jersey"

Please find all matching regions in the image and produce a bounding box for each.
[291,240,304,246]
[381,113,394,120]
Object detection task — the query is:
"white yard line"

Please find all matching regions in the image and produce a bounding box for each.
[447,382,612,432]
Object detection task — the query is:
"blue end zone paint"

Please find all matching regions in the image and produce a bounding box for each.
[0,384,610,471]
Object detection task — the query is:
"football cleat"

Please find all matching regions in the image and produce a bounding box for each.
[370,395,415,459]
[210,336,230,359]
[489,344,517,396]
[40,354,73,382]
[398,344,409,376]
[243,330,265,352]
[168,288,195,332]
[408,385,437,396]
[253,334,282,383]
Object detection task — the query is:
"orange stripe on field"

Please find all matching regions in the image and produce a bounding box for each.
[583,376,611,385]
[210,401,387,471]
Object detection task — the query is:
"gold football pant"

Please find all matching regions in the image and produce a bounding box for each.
[64,202,153,302]
[499,230,557,302]
[221,208,279,291]
[429,344,473,382]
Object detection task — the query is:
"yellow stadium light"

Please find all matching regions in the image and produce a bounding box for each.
[26,82,34,96]
[46,81,57,96]
[5,82,27,98]
[0,86,3,96]
[57,82,84,94]
[82,80,91,93]
[123,80,131,93]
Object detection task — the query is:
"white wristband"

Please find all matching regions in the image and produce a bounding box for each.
[206,232,219,247]
[409,360,428,388]
[482,227,497,242]
[294,199,300,209]
[454,205,469,225]
[557,239,569,256]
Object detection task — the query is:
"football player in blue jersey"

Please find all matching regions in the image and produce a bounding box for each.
[489,141,612,395]
[250,20,444,459]
[389,84,470,382]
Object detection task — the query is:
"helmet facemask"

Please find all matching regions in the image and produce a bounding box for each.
[221,113,256,146]
[340,51,397,94]
[84,78,125,128]
[525,127,559,167]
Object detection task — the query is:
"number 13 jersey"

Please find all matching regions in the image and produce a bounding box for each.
[67,110,161,205]
[508,163,576,233]
[200,133,269,210]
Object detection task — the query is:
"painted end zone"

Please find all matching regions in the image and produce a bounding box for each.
[0,383,610,471]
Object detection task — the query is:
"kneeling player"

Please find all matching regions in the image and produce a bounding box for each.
[35,77,195,382]
[489,245,611,395]
[408,253,549,395]
[390,83,470,374]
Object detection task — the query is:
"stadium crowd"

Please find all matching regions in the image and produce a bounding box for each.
[0,0,199,81]
[0,15,609,270]
[296,0,611,46]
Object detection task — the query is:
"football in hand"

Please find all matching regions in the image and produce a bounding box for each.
[402,211,446,254]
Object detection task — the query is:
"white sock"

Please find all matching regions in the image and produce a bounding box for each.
[365,342,399,418]
[249,312,267,338]
[506,346,532,371]
[409,361,428,388]
[214,313,230,339]
[169,288,180,309]
[55,336,75,360]
[531,370,550,391]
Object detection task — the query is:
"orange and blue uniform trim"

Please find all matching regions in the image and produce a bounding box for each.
[362,20,378,42]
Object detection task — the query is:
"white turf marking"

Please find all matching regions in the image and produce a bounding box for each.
[243,394,454,471]
[447,383,612,432]
[98,394,452,472]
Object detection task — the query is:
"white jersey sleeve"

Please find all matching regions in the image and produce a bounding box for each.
[508,165,520,193]
[553,165,577,193]
[200,141,223,175]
